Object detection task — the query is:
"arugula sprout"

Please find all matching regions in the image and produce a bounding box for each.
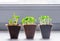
[8,13,20,25]
[22,16,36,25]
[39,16,52,25]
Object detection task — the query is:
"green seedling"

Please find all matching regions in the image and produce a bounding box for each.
[8,13,20,25]
[39,16,52,25]
[22,16,36,25]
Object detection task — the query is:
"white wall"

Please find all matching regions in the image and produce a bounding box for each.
[48,0,60,4]
[24,0,48,4]
[0,0,60,4]
[0,0,24,4]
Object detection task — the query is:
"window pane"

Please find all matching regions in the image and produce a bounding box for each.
[0,0,24,4]
[24,0,48,4]
[48,0,60,4]
[0,0,60,4]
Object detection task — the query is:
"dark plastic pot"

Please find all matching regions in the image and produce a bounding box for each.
[24,24,36,39]
[8,25,21,39]
[40,25,52,39]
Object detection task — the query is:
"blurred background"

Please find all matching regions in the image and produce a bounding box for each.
[0,0,60,31]
[0,4,60,31]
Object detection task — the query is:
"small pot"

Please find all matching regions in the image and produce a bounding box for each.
[7,24,21,39]
[24,24,36,39]
[40,25,52,39]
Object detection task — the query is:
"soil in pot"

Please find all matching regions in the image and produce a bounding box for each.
[40,25,52,39]
[24,24,36,39]
[8,25,21,39]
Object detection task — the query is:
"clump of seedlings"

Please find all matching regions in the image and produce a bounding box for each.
[8,13,20,25]
[22,16,36,25]
[39,16,52,25]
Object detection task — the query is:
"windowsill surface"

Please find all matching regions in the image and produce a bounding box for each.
[0,31,60,41]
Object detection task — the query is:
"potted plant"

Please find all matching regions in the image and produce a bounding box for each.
[39,16,52,39]
[5,13,21,39]
[22,16,36,39]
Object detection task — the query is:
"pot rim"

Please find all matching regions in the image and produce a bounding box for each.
[5,24,21,27]
[38,24,53,26]
[38,24,53,25]
[22,24,36,26]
